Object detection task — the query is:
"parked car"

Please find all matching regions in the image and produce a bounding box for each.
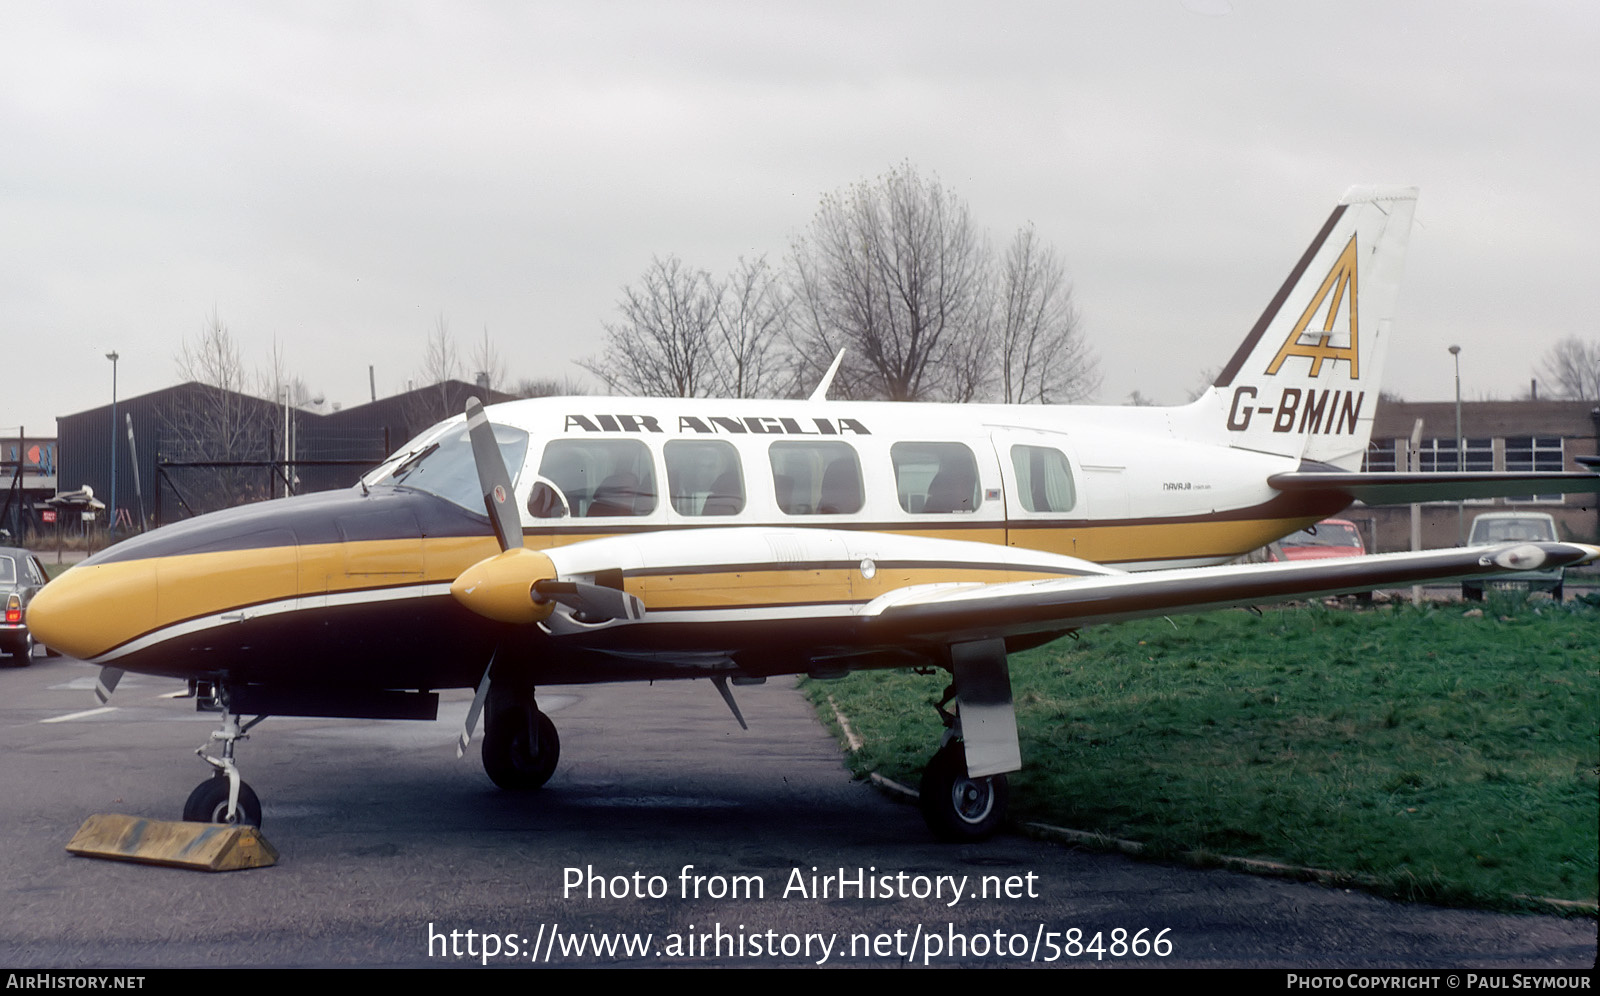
[1462,512,1566,601]
[1,547,51,663]
[1268,518,1367,562]
[1266,518,1370,600]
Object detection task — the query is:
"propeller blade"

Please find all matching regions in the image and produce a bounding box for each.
[94,667,124,705]
[465,397,523,552]
[532,580,645,622]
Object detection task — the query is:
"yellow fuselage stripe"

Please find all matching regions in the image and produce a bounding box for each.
[50,515,1317,660]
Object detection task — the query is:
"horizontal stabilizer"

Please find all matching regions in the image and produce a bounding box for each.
[1268,469,1600,505]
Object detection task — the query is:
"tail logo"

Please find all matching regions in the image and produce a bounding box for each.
[1265,234,1360,379]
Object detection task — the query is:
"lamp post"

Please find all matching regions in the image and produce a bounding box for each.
[106,351,119,540]
[1448,344,1462,544]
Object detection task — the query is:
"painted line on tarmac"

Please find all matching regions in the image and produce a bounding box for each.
[41,706,117,723]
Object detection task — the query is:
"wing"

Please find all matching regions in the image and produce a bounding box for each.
[860,542,1599,643]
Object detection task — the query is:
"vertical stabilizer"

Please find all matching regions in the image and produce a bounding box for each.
[1201,186,1417,470]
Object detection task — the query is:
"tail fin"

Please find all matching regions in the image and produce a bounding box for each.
[1201,186,1417,470]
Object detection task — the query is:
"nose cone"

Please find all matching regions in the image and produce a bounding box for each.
[27,560,159,661]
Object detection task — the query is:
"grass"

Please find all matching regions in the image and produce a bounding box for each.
[806,594,1599,911]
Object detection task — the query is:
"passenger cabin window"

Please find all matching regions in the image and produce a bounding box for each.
[1010,444,1076,513]
[538,439,658,517]
[891,442,979,513]
[665,440,745,516]
[769,441,863,515]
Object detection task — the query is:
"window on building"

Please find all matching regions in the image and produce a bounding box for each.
[1417,437,1460,472]
[1463,438,1494,472]
[1363,439,1397,473]
[1505,436,1564,503]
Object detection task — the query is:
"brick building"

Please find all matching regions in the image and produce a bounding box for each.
[1352,399,1600,552]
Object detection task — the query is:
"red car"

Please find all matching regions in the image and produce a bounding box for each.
[1268,518,1366,562]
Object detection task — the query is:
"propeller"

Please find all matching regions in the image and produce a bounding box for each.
[94,666,124,705]
[451,398,643,756]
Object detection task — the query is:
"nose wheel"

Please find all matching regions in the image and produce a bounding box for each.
[185,685,267,826]
[183,775,263,827]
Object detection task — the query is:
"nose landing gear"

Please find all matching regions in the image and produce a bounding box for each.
[185,684,266,827]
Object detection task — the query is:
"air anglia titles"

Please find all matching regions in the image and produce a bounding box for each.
[564,414,870,435]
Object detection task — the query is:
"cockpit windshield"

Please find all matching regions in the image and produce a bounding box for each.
[370,421,529,515]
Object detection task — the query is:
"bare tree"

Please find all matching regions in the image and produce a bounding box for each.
[790,164,989,401]
[160,311,277,511]
[1537,336,1600,400]
[515,375,588,398]
[581,256,723,397]
[995,225,1099,404]
[403,315,470,431]
[711,255,797,398]
[470,326,508,393]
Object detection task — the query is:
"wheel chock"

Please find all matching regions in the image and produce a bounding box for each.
[65,813,279,872]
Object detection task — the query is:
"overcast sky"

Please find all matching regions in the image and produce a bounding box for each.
[5,1,1597,438]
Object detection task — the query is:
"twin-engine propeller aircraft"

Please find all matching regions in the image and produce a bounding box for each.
[29,187,1600,840]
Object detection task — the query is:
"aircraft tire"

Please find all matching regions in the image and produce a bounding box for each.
[919,742,1007,842]
[183,776,263,827]
[482,707,560,791]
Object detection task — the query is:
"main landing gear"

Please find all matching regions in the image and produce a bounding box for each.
[184,684,266,827]
[921,738,1010,843]
[917,639,1020,842]
[481,684,560,791]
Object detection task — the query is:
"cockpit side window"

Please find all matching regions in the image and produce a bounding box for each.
[769,441,862,515]
[1010,444,1076,513]
[891,442,980,513]
[538,439,658,518]
[665,440,745,516]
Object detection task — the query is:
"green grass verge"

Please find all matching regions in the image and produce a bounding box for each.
[806,595,1598,911]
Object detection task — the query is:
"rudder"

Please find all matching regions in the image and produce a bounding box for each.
[1203,186,1417,470]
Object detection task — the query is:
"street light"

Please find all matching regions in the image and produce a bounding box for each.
[1448,344,1462,544]
[106,351,119,539]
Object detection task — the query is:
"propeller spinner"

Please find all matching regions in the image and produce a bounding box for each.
[449,398,644,626]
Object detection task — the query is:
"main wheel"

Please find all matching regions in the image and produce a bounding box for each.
[183,776,263,827]
[482,707,560,791]
[919,742,1008,842]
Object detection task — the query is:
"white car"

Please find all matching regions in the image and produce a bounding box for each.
[1462,512,1566,601]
